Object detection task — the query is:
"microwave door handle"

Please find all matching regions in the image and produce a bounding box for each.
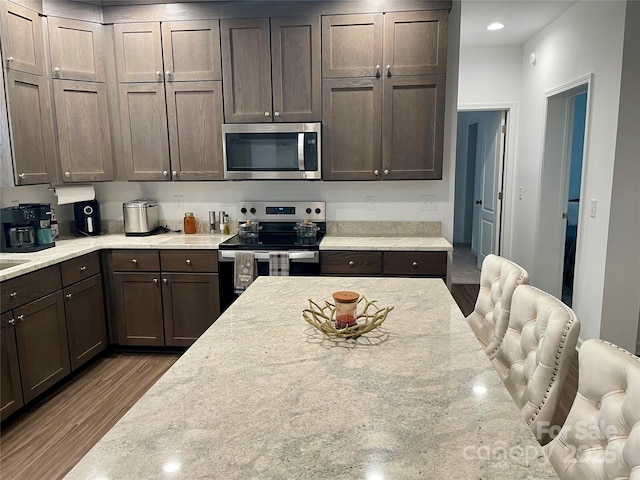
[298,133,305,170]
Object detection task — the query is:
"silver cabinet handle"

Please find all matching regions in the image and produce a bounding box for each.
[156,71,162,77]
[264,112,270,117]
[17,314,24,322]
[348,260,355,267]
[172,170,177,177]
[274,111,280,117]
[386,64,391,76]
[131,259,138,264]
[10,291,17,298]
[165,70,171,77]
[54,67,60,74]
[66,293,72,299]
[162,278,168,284]
[163,171,168,176]
[383,169,389,175]
[18,173,26,180]
[65,171,71,177]
[8,318,15,326]
[375,64,381,76]
[80,266,87,272]
[185,259,191,265]
[374,169,379,176]
[412,261,418,268]
[152,278,158,284]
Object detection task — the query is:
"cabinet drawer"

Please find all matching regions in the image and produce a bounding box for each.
[61,252,100,287]
[321,251,382,275]
[111,250,160,271]
[1,265,62,312]
[383,251,447,277]
[160,250,218,273]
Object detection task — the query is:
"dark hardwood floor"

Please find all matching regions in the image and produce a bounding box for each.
[0,352,180,480]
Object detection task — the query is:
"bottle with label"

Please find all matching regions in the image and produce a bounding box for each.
[50,209,59,238]
[183,212,197,234]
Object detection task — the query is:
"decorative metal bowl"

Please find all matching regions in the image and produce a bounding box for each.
[303,296,393,339]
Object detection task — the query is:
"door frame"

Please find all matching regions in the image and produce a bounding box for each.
[457,102,517,259]
[534,74,592,298]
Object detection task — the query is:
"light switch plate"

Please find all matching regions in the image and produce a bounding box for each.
[589,199,597,218]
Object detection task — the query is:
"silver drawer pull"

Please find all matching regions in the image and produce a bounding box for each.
[348,261,354,267]
[412,261,418,268]
[163,278,168,284]
[17,315,24,322]
[132,259,138,264]
[8,318,15,326]
[80,266,87,271]
[185,259,191,265]
[10,291,18,298]
[152,278,158,284]
[66,293,73,299]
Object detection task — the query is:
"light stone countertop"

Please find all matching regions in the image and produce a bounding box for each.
[0,233,451,282]
[63,276,558,480]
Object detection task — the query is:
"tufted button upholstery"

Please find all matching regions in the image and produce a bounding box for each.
[466,254,529,360]
[491,285,580,445]
[544,339,640,479]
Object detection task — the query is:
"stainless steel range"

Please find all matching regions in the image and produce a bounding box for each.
[218,201,326,309]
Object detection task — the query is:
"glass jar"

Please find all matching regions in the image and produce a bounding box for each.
[183,212,197,234]
[332,291,359,329]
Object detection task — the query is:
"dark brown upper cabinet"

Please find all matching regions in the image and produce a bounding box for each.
[221,15,320,123]
[114,20,221,83]
[47,17,105,82]
[1,2,45,76]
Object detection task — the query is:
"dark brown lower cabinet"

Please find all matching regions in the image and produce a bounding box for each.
[321,250,447,279]
[113,272,165,346]
[64,274,108,370]
[162,273,220,347]
[14,291,70,403]
[1,312,23,421]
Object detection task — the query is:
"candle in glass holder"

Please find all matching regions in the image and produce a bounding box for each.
[332,291,359,329]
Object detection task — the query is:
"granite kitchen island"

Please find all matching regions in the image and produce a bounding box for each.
[63,276,557,479]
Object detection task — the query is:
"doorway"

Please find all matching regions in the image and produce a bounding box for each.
[535,76,590,300]
[453,109,507,279]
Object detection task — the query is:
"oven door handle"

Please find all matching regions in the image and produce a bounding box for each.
[218,251,319,262]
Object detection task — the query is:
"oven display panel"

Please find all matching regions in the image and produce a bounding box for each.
[266,206,295,215]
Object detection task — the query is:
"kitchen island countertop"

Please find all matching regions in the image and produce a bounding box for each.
[63,276,557,479]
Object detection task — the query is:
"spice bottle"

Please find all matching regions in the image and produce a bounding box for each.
[183,212,197,234]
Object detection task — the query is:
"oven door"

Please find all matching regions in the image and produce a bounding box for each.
[218,250,320,311]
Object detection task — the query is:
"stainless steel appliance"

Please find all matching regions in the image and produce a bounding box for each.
[222,123,321,180]
[123,199,159,236]
[218,201,326,309]
[0,203,55,252]
[74,199,101,236]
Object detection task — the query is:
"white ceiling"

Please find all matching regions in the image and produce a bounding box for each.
[460,0,578,47]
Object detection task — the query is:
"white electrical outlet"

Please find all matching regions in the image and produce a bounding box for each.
[365,196,375,211]
[420,194,437,211]
[174,195,184,211]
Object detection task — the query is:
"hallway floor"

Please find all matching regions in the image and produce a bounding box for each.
[451,243,481,284]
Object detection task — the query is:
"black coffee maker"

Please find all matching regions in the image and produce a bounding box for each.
[0,203,56,253]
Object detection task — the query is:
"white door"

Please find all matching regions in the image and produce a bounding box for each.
[474,111,505,268]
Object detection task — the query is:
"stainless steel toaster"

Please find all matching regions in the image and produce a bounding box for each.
[123,200,159,236]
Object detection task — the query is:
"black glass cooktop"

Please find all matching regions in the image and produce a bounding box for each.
[218,232,324,250]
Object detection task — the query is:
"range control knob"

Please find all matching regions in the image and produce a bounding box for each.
[315,208,322,214]
[306,208,312,214]
[250,207,256,214]
[240,207,247,214]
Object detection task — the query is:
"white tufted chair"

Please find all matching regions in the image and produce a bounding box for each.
[544,339,640,479]
[491,285,580,445]
[466,254,529,359]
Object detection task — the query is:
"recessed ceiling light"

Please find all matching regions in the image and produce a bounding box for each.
[487,22,505,31]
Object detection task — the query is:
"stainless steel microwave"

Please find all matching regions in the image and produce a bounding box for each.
[222,123,321,180]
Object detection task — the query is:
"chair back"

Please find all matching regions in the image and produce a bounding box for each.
[544,339,640,479]
[492,285,580,444]
[466,254,529,359]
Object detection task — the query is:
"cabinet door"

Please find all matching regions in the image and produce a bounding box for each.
[118,83,170,181]
[113,22,163,82]
[321,251,382,275]
[4,70,56,185]
[382,75,446,180]
[113,273,164,346]
[47,17,105,82]
[14,291,70,403]
[161,20,221,82]
[1,312,23,421]
[162,273,220,347]
[166,81,224,181]
[1,2,45,75]
[54,80,113,182]
[383,11,448,76]
[322,77,382,180]
[220,17,272,123]
[321,14,382,78]
[270,16,321,122]
[64,275,107,371]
